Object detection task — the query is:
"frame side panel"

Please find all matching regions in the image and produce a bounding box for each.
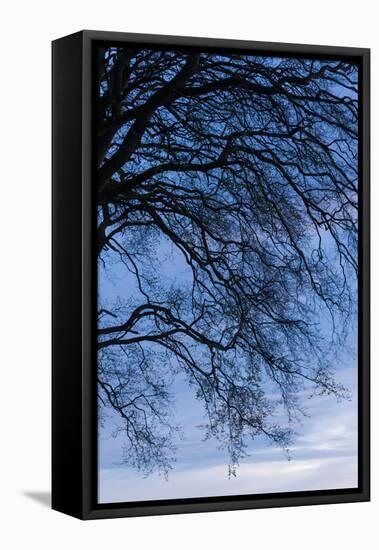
[360,49,370,500]
[52,32,84,519]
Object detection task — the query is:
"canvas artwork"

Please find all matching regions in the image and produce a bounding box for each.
[95,44,360,504]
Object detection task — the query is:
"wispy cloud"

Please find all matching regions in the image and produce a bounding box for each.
[99,455,357,503]
[99,365,358,503]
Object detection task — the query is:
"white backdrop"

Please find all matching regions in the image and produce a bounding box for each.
[1,1,376,548]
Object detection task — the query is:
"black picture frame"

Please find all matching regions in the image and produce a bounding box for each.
[52,30,370,520]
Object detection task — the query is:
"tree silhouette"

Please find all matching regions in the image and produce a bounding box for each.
[96,45,358,477]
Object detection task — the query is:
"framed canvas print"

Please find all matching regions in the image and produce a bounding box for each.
[52,30,370,520]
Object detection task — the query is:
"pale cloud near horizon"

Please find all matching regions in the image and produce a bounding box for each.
[99,454,357,503]
[98,366,358,503]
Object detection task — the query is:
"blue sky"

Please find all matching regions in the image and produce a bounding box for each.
[98,358,357,502]
[96,52,358,503]
[97,247,357,503]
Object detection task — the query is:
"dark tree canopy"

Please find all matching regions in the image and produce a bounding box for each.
[96,46,358,476]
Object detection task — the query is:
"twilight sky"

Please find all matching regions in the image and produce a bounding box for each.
[96,51,358,504]
[98,358,357,503]
[98,251,357,503]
